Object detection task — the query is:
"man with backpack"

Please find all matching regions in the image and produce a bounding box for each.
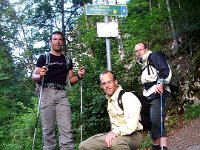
[134,42,172,150]
[32,31,85,150]
[79,70,143,150]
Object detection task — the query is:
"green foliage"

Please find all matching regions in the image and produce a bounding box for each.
[0,98,42,150]
[122,0,168,52]
[183,104,200,120]
[0,96,15,120]
[139,133,151,149]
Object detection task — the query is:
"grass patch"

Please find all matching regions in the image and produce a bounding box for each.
[139,132,151,149]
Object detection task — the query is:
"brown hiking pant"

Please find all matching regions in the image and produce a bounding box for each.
[79,131,143,150]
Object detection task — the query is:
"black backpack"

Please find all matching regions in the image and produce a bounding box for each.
[117,90,152,131]
[147,51,180,93]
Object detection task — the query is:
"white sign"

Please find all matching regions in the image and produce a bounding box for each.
[97,22,119,37]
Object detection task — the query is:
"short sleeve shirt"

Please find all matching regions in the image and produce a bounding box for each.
[36,53,73,85]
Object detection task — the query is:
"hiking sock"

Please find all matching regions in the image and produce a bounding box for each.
[151,144,161,150]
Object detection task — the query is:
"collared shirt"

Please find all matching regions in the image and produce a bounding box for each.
[107,85,143,136]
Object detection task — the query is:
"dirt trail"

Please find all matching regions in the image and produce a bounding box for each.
[168,115,200,150]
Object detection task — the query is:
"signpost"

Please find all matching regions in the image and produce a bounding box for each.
[97,22,119,37]
[86,4,128,17]
[85,3,128,70]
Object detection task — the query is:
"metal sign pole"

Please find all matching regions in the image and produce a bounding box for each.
[104,0,112,71]
[105,16,112,71]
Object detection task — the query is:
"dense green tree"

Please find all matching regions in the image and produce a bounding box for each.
[0,1,36,148]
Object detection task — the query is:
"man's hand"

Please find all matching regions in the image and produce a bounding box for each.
[40,66,48,78]
[155,84,164,94]
[105,132,117,147]
[77,67,86,79]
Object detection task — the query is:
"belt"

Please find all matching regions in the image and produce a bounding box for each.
[43,83,66,90]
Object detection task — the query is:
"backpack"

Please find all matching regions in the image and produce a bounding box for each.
[117,90,152,131]
[147,51,180,93]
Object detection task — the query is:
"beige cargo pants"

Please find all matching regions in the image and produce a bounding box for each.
[40,88,74,150]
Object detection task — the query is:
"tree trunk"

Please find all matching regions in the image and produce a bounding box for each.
[177,0,181,8]
[158,0,160,8]
[166,0,178,53]
[61,0,67,54]
[149,0,152,15]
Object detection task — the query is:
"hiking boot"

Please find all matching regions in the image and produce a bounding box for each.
[161,146,168,150]
[151,145,161,150]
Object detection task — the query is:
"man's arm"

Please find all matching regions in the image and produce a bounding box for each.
[149,53,171,94]
[32,54,47,83]
[32,66,48,83]
[68,67,85,85]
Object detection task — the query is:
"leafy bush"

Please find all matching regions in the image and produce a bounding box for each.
[139,133,151,149]
[183,104,200,119]
[0,98,42,150]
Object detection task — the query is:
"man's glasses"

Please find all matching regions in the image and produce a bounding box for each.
[101,80,114,87]
[135,49,145,53]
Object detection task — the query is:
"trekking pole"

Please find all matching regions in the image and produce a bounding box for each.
[80,79,83,142]
[32,77,44,150]
[160,94,163,150]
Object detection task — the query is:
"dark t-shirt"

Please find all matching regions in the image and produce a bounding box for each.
[36,53,73,86]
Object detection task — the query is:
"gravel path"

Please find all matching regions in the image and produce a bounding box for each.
[168,115,200,150]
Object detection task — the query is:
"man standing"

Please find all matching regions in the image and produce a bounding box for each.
[32,31,85,150]
[79,70,143,150]
[135,42,171,150]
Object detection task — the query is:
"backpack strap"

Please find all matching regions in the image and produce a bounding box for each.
[44,53,72,70]
[117,90,126,110]
[147,55,153,75]
[143,53,155,75]
[65,57,73,72]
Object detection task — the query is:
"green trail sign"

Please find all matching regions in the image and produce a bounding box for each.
[85,4,128,17]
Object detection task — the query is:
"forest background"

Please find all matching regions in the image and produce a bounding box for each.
[0,0,200,149]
